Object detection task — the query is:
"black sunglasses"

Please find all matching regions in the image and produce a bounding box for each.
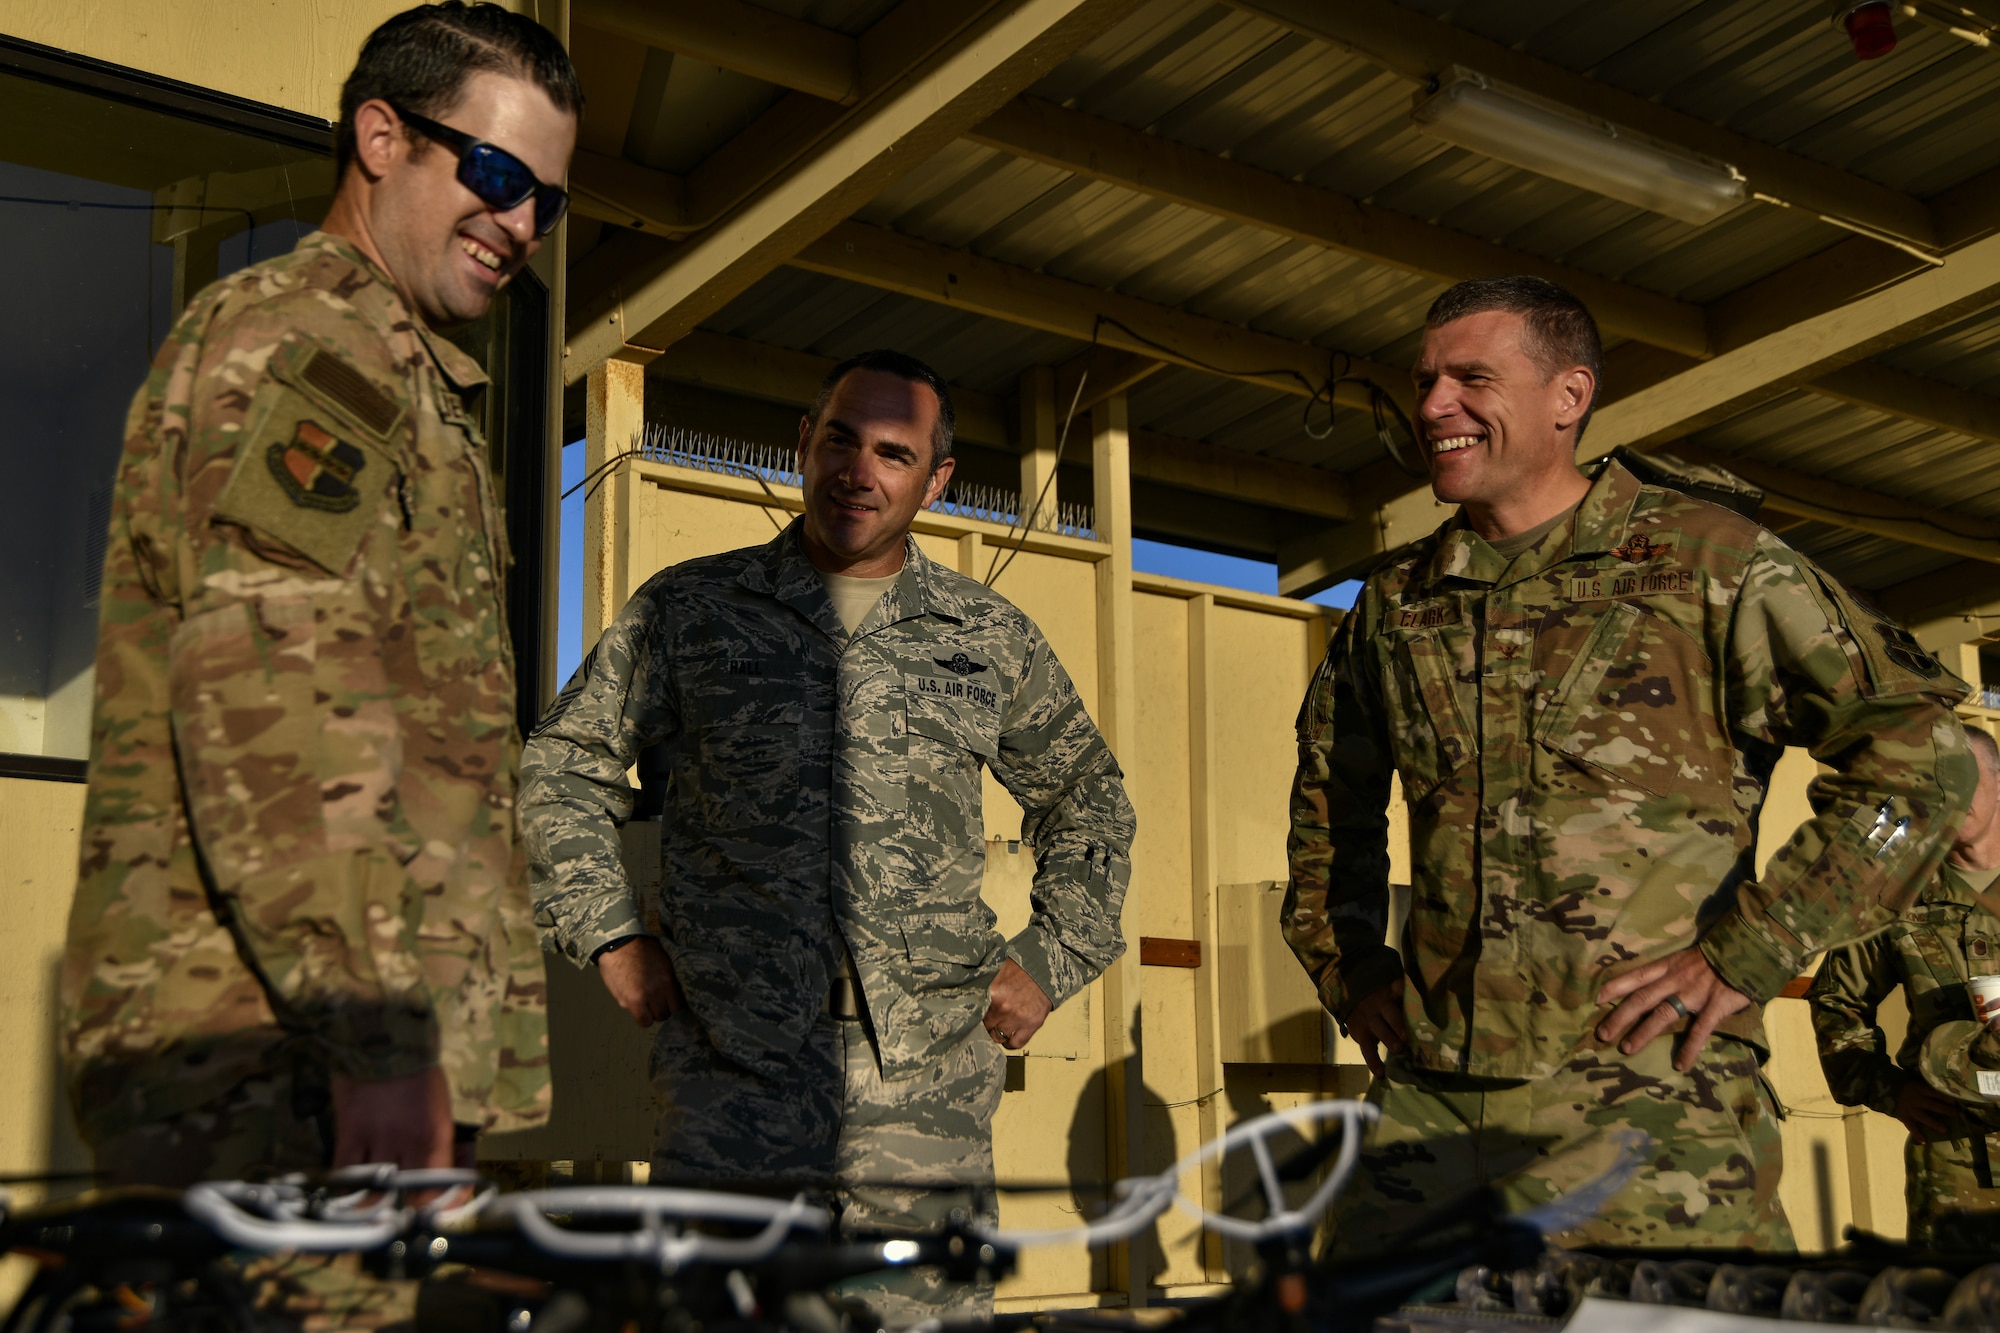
[390,102,569,237]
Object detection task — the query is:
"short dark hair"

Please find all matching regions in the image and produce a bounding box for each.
[336,2,583,180]
[1968,724,1999,772]
[1426,276,1603,441]
[805,350,957,471]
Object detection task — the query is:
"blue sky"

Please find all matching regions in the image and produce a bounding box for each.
[555,441,1355,684]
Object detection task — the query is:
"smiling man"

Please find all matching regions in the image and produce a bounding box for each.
[1283,276,1974,1252]
[520,350,1133,1326]
[61,3,576,1323]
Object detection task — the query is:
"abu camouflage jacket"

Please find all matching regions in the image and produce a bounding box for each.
[61,231,549,1141]
[1284,459,1975,1080]
[521,523,1133,1082]
[1811,862,2000,1128]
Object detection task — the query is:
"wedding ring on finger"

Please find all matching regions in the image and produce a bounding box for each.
[1664,995,1691,1020]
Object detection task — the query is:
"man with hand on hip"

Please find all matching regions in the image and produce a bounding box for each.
[522,349,1133,1326]
[1284,276,1973,1252]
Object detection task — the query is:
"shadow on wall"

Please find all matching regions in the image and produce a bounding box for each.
[40,957,92,1197]
[1064,1011,1171,1293]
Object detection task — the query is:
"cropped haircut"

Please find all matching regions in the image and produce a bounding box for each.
[1967,724,1999,773]
[336,2,584,180]
[805,350,957,471]
[1426,276,1604,441]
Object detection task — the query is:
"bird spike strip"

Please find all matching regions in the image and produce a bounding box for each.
[636,423,1095,539]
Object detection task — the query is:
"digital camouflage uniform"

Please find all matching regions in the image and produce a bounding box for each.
[522,522,1133,1326]
[1285,459,1974,1253]
[1810,861,2000,1249]
[61,231,551,1328]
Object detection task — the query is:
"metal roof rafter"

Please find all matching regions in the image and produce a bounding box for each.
[1227,0,1939,251]
[563,0,1148,382]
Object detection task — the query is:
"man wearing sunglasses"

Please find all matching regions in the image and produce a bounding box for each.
[61,4,578,1325]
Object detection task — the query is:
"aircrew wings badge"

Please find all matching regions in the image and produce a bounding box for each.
[934,651,989,676]
[1607,532,1672,563]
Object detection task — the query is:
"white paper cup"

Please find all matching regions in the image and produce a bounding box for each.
[1969,975,2000,1026]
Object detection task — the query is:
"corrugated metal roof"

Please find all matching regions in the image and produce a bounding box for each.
[621,0,2000,585]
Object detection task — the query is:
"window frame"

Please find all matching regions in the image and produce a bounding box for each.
[0,35,551,779]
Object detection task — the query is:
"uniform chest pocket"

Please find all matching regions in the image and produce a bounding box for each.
[905,674,1001,845]
[1376,628,1474,802]
[1895,909,1975,1019]
[681,667,807,833]
[1533,601,1720,803]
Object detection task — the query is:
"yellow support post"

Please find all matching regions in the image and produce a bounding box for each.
[585,359,646,649]
[1091,393,1145,1300]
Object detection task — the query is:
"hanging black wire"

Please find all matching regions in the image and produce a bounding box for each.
[1086,315,1418,466]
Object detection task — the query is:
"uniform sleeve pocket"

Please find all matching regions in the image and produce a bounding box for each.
[167,598,322,872]
[901,910,999,985]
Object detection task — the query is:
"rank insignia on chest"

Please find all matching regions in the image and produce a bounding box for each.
[268,420,368,512]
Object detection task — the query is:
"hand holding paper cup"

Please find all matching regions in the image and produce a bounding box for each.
[1970,975,2000,1029]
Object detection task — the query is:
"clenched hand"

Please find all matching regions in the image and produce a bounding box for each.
[331,1065,453,1170]
[1346,980,1409,1076]
[983,958,1052,1050]
[598,937,684,1026]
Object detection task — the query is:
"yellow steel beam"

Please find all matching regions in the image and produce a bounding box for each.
[1807,361,2000,446]
[564,0,1141,382]
[651,328,1016,447]
[1229,0,1938,251]
[576,0,860,105]
[1132,429,1351,520]
[650,329,1351,518]
[569,149,690,232]
[1057,345,1165,415]
[787,220,1405,408]
[1584,229,2000,454]
[967,96,1711,358]
[1669,446,2000,565]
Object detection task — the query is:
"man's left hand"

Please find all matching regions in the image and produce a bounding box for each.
[984,958,1052,1051]
[1596,946,1752,1073]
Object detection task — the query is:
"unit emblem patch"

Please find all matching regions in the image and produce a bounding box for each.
[267,420,368,513]
[933,652,989,677]
[1875,621,1944,679]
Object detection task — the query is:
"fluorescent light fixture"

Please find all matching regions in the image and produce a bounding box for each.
[1410,66,1746,226]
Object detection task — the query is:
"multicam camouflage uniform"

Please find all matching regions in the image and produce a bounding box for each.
[1285,458,1974,1252]
[61,231,550,1327]
[1811,862,2000,1249]
[522,522,1133,1325]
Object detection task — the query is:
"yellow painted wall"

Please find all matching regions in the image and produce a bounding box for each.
[594,460,1974,1297]
[5,0,553,120]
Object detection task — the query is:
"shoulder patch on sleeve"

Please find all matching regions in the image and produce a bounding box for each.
[1809,566,1966,702]
[212,388,396,576]
[268,338,406,444]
